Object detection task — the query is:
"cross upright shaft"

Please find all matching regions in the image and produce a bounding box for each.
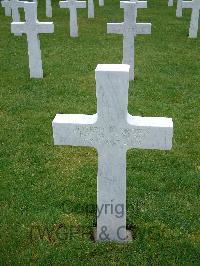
[11,2,54,78]
[52,64,173,242]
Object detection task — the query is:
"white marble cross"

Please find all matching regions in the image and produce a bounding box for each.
[11,2,54,78]
[182,0,200,38]
[130,0,147,17]
[59,0,87,37]
[99,0,104,6]
[1,0,22,19]
[168,0,173,6]
[176,0,183,17]
[46,0,52,17]
[52,64,173,242]
[107,1,151,81]
[88,0,94,18]
[1,0,11,16]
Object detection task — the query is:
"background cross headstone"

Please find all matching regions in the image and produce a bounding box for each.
[52,64,173,242]
[182,0,200,38]
[107,1,151,80]
[99,0,104,6]
[11,2,54,78]
[46,0,52,17]
[59,0,87,37]
[168,0,173,6]
[1,0,11,16]
[176,0,183,17]
[88,0,94,18]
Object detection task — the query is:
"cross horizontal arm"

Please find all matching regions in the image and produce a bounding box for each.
[76,1,87,8]
[137,1,147,9]
[52,114,98,147]
[37,22,54,33]
[136,23,151,34]
[11,22,26,34]
[127,115,173,150]
[59,1,69,8]
[107,23,124,34]
[182,1,193,8]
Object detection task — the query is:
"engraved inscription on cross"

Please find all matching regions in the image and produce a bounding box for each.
[182,0,200,38]
[107,1,151,81]
[11,2,54,78]
[52,64,173,242]
[59,0,87,37]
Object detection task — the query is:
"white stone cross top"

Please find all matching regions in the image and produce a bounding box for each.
[176,0,183,17]
[99,0,104,6]
[11,2,54,78]
[88,0,94,18]
[107,1,151,81]
[52,64,173,242]
[1,0,11,16]
[182,0,200,38]
[1,0,23,20]
[46,0,52,17]
[130,0,148,17]
[59,0,87,37]
[168,0,173,6]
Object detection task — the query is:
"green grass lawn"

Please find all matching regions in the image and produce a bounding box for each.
[0,0,200,264]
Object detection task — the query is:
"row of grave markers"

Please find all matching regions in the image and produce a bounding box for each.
[1,0,177,242]
[1,0,153,80]
[168,0,200,38]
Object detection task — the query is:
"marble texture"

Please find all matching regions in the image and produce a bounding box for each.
[46,0,52,17]
[182,0,200,38]
[59,0,87,37]
[11,2,54,78]
[107,1,151,80]
[52,64,173,242]
[88,0,94,18]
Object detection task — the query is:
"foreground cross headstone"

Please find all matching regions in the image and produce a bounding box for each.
[46,0,52,17]
[11,2,54,78]
[182,0,200,38]
[176,0,183,17]
[52,64,173,242]
[168,0,173,6]
[107,1,151,80]
[88,0,94,18]
[59,0,87,37]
